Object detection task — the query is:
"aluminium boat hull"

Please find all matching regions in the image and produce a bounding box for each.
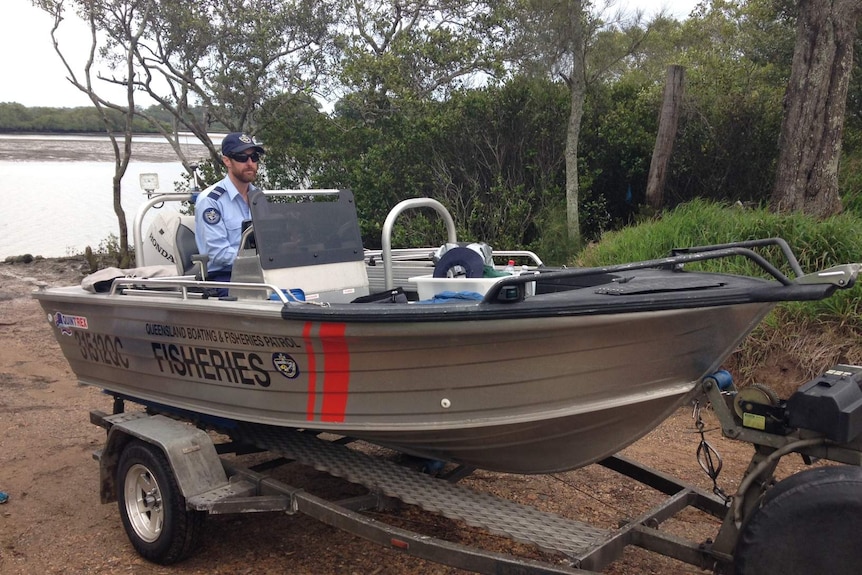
[35,191,860,473]
[35,285,773,473]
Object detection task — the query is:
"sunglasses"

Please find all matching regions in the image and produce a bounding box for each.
[229,152,262,163]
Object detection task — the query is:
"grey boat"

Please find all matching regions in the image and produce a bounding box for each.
[33,189,860,473]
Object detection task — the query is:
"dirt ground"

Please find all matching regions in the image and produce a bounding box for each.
[0,257,854,575]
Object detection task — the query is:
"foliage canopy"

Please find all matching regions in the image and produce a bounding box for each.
[15,0,862,259]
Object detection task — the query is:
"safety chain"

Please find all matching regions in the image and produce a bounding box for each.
[693,400,731,504]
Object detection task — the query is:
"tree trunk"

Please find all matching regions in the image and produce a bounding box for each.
[645,65,685,211]
[565,83,586,245]
[769,0,862,217]
[112,173,131,267]
[565,0,586,246]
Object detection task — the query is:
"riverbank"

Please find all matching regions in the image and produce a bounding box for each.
[0,131,207,163]
[0,255,92,293]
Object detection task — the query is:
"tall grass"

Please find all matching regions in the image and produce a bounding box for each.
[576,199,862,324]
[574,200,862,389]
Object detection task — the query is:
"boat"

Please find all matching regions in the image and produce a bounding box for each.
[33,189,861,473]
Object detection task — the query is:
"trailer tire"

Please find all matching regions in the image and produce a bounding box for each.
[734,465,862,575]
[117,440,204,564]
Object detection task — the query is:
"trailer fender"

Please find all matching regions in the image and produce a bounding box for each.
[97,413,227,505]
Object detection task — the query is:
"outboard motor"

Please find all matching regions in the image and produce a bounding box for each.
[142,211,197,275]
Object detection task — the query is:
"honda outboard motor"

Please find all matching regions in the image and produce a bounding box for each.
[142,211,197,274]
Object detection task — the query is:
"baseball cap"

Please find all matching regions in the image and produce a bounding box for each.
[221,132,265,156]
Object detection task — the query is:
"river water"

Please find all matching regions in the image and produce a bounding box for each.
[0,133,211,259]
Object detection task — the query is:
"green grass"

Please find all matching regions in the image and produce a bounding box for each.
[576,199,862,324]
[573,199,862,390]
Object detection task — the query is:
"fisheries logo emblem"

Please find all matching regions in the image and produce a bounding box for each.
[272,352,299,379]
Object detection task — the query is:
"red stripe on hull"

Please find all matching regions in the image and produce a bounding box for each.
[319,323,349,422]
[303,322,316,421]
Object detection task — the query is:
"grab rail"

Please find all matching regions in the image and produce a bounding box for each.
[482,239,858,303]
[108,277,300,303]
[381,198,458,290]
[670,238,804,278]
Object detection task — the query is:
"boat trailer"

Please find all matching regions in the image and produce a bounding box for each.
[90,365,862,574]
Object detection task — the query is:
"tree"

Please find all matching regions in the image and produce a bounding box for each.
[34,0,335,261]
[644,64,684,210]
[633,1,791,209]
[511,1,649,246]
[333,0,511,114]
[103,0,335,170]
[770,0,862,216]
[37,0,335,173]
[35,0,151,266]
[427,78,569,247]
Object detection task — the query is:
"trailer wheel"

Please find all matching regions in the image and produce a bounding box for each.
[734,466,862,575]
[117,440,203,564]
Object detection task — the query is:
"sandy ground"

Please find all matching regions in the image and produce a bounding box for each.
[0,257,847,575]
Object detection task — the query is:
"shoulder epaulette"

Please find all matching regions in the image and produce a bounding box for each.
[210,186,227,199]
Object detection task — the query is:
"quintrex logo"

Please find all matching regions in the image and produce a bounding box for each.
[272,352,299,379]
[52,312,89,335]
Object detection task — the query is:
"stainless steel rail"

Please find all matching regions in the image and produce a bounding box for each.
[108,277,301,303]
[381,198,457,290]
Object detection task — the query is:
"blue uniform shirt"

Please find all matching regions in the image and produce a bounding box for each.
[194,178,255,274]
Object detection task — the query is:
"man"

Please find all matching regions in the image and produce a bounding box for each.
[194,133,265,287]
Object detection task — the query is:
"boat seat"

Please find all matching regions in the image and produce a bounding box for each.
[174,217,199,276]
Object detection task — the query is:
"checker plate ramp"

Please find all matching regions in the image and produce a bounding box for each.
[232,422,610,558]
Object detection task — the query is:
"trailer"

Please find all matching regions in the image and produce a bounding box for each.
[90,365,862,574]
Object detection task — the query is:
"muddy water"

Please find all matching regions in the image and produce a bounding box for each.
[0,133,210,259]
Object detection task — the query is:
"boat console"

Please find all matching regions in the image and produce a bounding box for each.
[230,189,370,302]
[138,189,372,303]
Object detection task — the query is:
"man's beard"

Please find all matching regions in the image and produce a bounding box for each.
[231,165,257,184]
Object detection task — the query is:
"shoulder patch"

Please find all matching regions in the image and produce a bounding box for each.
[203,207,222,225]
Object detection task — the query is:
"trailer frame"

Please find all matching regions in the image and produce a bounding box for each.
[90,366,862,574]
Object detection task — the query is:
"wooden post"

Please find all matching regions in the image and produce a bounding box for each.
[645,65,685,211]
